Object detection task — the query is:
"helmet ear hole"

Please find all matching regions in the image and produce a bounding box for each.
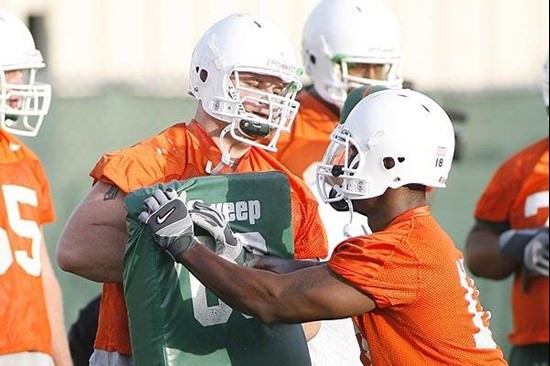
[383,157,396,170]
[310,54,317,65]
[398,157,406,163]
[199,69,209,83]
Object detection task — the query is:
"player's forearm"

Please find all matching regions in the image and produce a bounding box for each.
[465,228,518,279]
[46,282,73,366]
[254,255,321,274]
[57,222,126,283]
[42,245,73,366]
[179,246,358,325]
[180,245,287,323]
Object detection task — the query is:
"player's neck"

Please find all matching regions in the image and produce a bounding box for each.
[193,105,250,165]
[357,188,428,232]
[309,88,341,117]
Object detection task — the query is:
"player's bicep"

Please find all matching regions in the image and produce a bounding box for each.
[57,181,128,275]
[277,264,375,322]
[73,181,128,232]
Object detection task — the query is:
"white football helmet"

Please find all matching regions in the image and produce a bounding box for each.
[0,10,51,137]
[189,14,303,152]
[543,54,549,112]
[303,0,403,108]
[317,89,455,204]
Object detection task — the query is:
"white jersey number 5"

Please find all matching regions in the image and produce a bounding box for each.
[0,185,42,276]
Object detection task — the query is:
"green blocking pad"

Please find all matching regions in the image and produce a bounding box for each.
[123,172,312,366]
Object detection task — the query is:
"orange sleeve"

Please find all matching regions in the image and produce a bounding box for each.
[289,180,328,260]
[328,237,418,308]
[475,140,547,223]
[32,159,55,225]
[90,131,186,193]
[475,163,520,223]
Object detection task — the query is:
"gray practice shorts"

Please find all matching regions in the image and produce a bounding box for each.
[0,352,54,366]
[89,349,133,366]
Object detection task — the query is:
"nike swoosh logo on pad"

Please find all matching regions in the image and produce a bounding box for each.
[156,207,176,225]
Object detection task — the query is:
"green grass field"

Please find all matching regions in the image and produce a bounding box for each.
[22,87,548,358]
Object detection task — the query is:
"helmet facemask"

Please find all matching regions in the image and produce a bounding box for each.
[305,48,404,109]
[1,67,51,137]
[317,125,383,207]
[338,54,403,89]
[207,66,302,152]
[320,53,403,107]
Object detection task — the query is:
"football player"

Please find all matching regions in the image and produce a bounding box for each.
[275,1,402,363]
[142,89,508,366]
[465,55,549,366]
[56,14,328,366]
[0,10,72,366]
[275,0,402,179]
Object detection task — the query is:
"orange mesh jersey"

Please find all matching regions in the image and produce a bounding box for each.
[273,90,339,178]
[329,207,507,366]
[90,121,328,355]
[0,130,55,356]
[475,137,549,346]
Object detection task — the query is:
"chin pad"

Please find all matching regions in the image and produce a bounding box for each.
[329,188,350,212]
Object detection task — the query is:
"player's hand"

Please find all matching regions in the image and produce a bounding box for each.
[139,188,196,260]
[523,230,549,277]
[500,228,549,277]
[190,201,255,267]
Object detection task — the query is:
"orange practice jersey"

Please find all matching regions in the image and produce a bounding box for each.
[90,121,328,355]
[274,90,339,178]
[329,207,507,366]
[475,137,549,346]
[0,131,55,356]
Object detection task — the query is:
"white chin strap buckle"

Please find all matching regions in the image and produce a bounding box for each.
[205,152,234,175]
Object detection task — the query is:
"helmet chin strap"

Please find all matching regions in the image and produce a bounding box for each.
[331,185,372,238]
[332,185,355,238]
[205,125,235,175]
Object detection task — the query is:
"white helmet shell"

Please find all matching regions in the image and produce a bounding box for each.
[303,0,403,108]
[317,89,455,203]
[0,10,51,137]
[189,14,303,152]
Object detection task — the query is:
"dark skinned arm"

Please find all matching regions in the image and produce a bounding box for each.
[465,219,519,280]
[178,245,375,324]
[253,255,322,274]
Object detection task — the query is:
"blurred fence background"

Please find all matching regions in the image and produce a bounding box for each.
[1,0,549,359]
